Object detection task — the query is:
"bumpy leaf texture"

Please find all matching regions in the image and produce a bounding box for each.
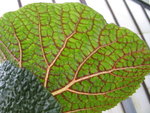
[0,2,150,113]
[0,61,61,113]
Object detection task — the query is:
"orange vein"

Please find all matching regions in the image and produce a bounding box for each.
[73,46,100,80]
[38,16,49,66]
[44,31,76,87]
[72,29,130,80]
[14,33,22,68]
[67,89,105,95]
[44,10,83,88]
[110,72,139,78]
[43,9,83,88]
[112,49,145,68]
[73,40,120,80]
[75,65,149,82]
[0,41,18,62]
[9,21,23,67]
[67,84,136,95]
[37,14,51,88]
[52,64,149,96]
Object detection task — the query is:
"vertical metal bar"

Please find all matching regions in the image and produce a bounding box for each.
[132,0,150,10]
[105,0,120,26]
[123,0,146,41]
[123,0,150,104]
[52,0,56,3]
[104,0,149,112]
[141,6,150,24]
[103,1,128,112]
[122,98,137,113]
[79,0,87,5]
[142,82,150,103]
[120,102,127,113]
[17,0,22,8]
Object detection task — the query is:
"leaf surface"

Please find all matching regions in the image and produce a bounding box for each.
[0,61,61,113]
[0,3,150,113]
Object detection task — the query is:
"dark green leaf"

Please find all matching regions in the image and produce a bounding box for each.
[0,61,61,113]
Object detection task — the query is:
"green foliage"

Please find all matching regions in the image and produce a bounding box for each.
[0,3,150,113]
[0,61,61,113]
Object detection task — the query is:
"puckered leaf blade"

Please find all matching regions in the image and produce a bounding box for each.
[0,3,150,113]
[0,61,61,113]
[0,3,107,88]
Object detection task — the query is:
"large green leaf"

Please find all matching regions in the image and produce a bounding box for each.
[0,3,150,113]
[0,61,61,113]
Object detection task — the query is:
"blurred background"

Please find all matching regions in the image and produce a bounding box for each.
[0,0,150,113]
